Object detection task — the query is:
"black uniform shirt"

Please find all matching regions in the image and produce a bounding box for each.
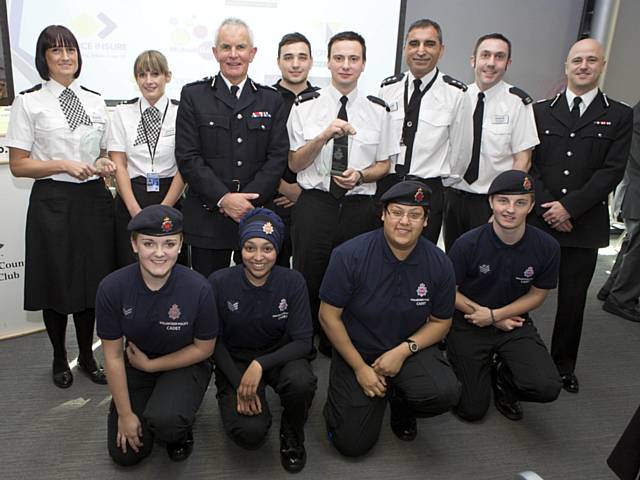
[96,264,219,355]
[320,228,456,363]
[449,223,560,312]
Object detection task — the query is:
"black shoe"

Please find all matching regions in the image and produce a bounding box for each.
[596,288,609,301]
[560,373,579,393]
[167,430,194,462]
[52,367,73,389]
[492,360,523,421]
[78,358,107,385]
[280,429,306,473]
[603,298,640,323]
[389,396,417,441]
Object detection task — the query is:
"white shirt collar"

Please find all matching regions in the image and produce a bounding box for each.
[566,86,598,114]
[219,73,247,98]
[45,78,80,97]
[140,94,168,111]
[327,83,359,104]
[407,68,438,95]
[477,79,504,102]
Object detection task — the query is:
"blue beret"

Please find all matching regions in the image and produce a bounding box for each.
[238,208,285,254]
[380,180,431,207]
[127,204,183,236]
[488,170,535,195]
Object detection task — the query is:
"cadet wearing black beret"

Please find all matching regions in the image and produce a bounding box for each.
[96,204,219,466]
[447,170,562,422]
[318,181,460,457]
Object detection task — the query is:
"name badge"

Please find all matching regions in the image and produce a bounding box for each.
[492,115,509,124]
[146,172,160,192]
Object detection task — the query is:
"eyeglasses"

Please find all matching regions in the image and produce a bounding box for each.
[385,208,424,222]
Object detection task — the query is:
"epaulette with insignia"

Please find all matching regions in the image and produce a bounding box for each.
[380,72,405,88]
[120,97,138,105]
[19,84,42,95]
[81,85,101,96]
[295,91,320,106]
[509,86,533,105]
[443,75,467,92]
[171,99,179,106]
[185,76,213,88]
[367,95,390,111]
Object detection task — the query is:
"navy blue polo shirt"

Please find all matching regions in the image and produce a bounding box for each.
[448,223,560,312]
[320,228,456,363]
[208,265,313,352]
[96,264,219,356]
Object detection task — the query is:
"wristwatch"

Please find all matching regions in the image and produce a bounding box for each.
[406,339,419,354]
[356,170,364,186]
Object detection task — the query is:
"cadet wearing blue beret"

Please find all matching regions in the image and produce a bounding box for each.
[209,208,316,473]
[319,181,460,457]
[447,170,562,422]
[96,204,219,466]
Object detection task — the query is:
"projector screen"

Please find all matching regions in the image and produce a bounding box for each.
[6,0,403,102]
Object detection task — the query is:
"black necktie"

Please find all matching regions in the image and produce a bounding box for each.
[330,95,349,198]
[408,78,422,110]
[134,106,161,150]
[464,91,485,185]
[230,85,240,103]
[59,88,92,131]
[571,96,582,126]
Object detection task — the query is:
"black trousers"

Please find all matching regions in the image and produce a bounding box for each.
[107,359,213,466]
[376,174,444,244]
[292,190,377,334]
[447,315,561,421]
[608,402,640,480]
[214,358,317,450]
[443,188,492,252]
[323,346,460,457]
[191,247,242,278]
[550,246,599,375]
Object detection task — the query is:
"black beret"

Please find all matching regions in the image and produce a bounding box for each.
[488,170,535,195]
[127,205,183,236]
[380,180,431,207]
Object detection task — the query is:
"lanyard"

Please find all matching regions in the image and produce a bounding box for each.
[403,68,439,114]
[139,99,169,172]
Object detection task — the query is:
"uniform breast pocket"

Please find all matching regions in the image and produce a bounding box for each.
[352,127,381,167]
[418,109,452,146]
[197,114,229,156]
[581,129,614,168]
[483,123,512,156]
[537,128,564,165]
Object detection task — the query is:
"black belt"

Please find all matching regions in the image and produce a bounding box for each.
[305,189,373,202]
[130,175,174,186]
[393,173,440,183]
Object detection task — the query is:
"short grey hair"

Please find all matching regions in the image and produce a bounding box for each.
[215,17,254,46]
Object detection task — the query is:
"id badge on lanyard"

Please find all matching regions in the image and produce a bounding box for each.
[146,172,160,192]
[141,100,169,192]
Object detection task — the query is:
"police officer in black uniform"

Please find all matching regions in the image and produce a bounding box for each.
[97,205,218,466]
[447,170,562,422]
[209,208,316,473]
[319,181,460,457]
[528,38,633,394]
[268,32,319,267]
[176,17,288,277]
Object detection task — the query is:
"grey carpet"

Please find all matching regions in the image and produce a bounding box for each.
[1,250,638,480]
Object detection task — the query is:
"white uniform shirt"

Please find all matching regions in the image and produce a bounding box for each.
[288,84,398,196]
[6,79,108,183]
[456,80,540,194]
[379,70,473,185]
[108,95,178,178]
[565,87,598,116]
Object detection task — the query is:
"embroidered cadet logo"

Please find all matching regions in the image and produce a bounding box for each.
[227,300,239,312]
[122,306,133,317]
[523,266,535,278]
[262,222,274,235]
[414,188,424,203]
[416,283,427,297]
[479,264,491,274]
[279,298,288,312]
[161,216,173,233]
[168,304,181,320]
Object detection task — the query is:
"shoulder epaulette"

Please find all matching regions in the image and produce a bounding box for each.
[548,93,562,108]
[170,99,179,106]
[442,75,467,92]
[81,85,101,96]
[254,81,277,92]
[509,86,533,105]
[294,90,320,106]
[120,97,138,105]
[19,84,42,95]
[185,76,212,88]
[367,95,390,111]
[380,72,404,88]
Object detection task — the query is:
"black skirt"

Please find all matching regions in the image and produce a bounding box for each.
[24,179,115,313]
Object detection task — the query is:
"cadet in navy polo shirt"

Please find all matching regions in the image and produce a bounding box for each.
[319,181,461,458]
[96,205,218,466]
[209,208,316,473]
[447,170,562,422]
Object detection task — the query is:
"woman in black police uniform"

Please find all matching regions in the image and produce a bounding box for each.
[109,50,186,267]
[96,205,218,465]
[208,208,316,473]
[6,25,115,388]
